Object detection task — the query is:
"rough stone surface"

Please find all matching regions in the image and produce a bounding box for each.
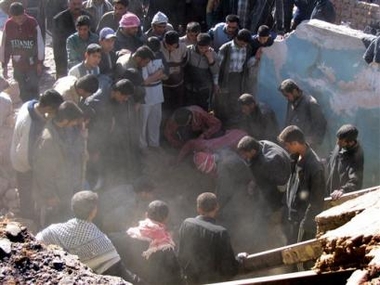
[0,220,131,284]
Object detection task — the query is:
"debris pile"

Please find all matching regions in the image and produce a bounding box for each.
[314,188,380,284]
[0,220,130,284]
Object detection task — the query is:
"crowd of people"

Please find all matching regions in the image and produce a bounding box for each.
[0,0,369,284]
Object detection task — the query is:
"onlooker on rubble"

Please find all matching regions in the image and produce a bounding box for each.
[10,89,63,221]
[178,192,244,284]
[180,21,201,46]
[279,78,327,148]
[83,0,113,27]
[193,150,254,252]
[144,11,173,41]
[115,12,144,53]
[283,0,315,32]
[161,31,188,116]
[246,25,275,95]
[97,0,129,33]
[84,79,135,188]
[216,29,252,127]
[208,14,240,52]
[0,2,44,102]
[143,0,185,32]
[185,33,219,111]
[326,124,364,200]
[113,200,183,285]
[139,37,167,151]
[238,93,279,142]
[36,190,144,284]
[278,125,325,245]
[237,135,291,250]
[66,15,99,69]
[53,74,99,106]
[0,77,14,196]
[53,0,93,78]
[33,101,85,227]
[69,43,102,78]
[98,27,118,79]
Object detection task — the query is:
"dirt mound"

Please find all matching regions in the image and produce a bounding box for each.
[0,220,130,284]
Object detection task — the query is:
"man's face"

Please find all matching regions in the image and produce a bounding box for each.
[11,14,26,25]
[239,149,257,161]
[77,25,90,40]
[186,31,199,43]
[165,42,178,52]
[114,3,127,17]
[121,26,138,36]
[235,39,247,48]
[337,138,353,150]
[258,36,269,45]
[241,104,254,116]
[112,91,130,103]
[225,21,239,36]
[137,58,151,68]
[282,90,297,102]
[283,142,298,155]
[197,45,210,55]
[85,52,102,68]
[100,38,115,52]
[69,0,83,13]
[152,23,167,36]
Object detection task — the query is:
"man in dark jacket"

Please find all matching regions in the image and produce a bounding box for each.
[237,135,291,212]
[326,124,364,200]
[238,93,279,142]
[279,78,327,148]
[278,125,325,245]
[178,192,242,284]
[52,0,93,78]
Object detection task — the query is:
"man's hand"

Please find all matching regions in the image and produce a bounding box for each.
[331,189,344,200]
[204,47,215,64]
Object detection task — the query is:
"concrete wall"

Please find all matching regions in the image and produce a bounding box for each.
[257,19,380,187]
[331,0,380,30]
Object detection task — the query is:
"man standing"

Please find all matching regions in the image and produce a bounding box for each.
[326,124,364,200]
[278,125,325,245]
[115,12,143,53]
[238,93,279,142]
[66,15,99,69]
[10,90,63,220]
[217,29,252,127]
[185,33,219,111]
[97,0,129,32]
[208,14,240,52]
[279,78,327,148]
[33,101,85,227]
[0,2,44,102]
[178,192,241,284]
[83,0,113,26]
[53,0,93,78]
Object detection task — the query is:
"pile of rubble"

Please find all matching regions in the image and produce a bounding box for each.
[0,220,130,284]
[314,188,380,284]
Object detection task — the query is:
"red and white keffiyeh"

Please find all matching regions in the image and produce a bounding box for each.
[127,218,175,259]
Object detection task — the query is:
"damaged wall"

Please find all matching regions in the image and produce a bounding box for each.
[258,19,380,187]
[331,0,380,30]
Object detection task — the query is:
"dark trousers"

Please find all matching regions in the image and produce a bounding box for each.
[16,171,36,220]
[185,86,212,111]
[215,72,243,127]
[13,68,40,103]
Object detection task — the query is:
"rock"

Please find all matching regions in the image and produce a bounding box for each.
[0,220,132,284]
